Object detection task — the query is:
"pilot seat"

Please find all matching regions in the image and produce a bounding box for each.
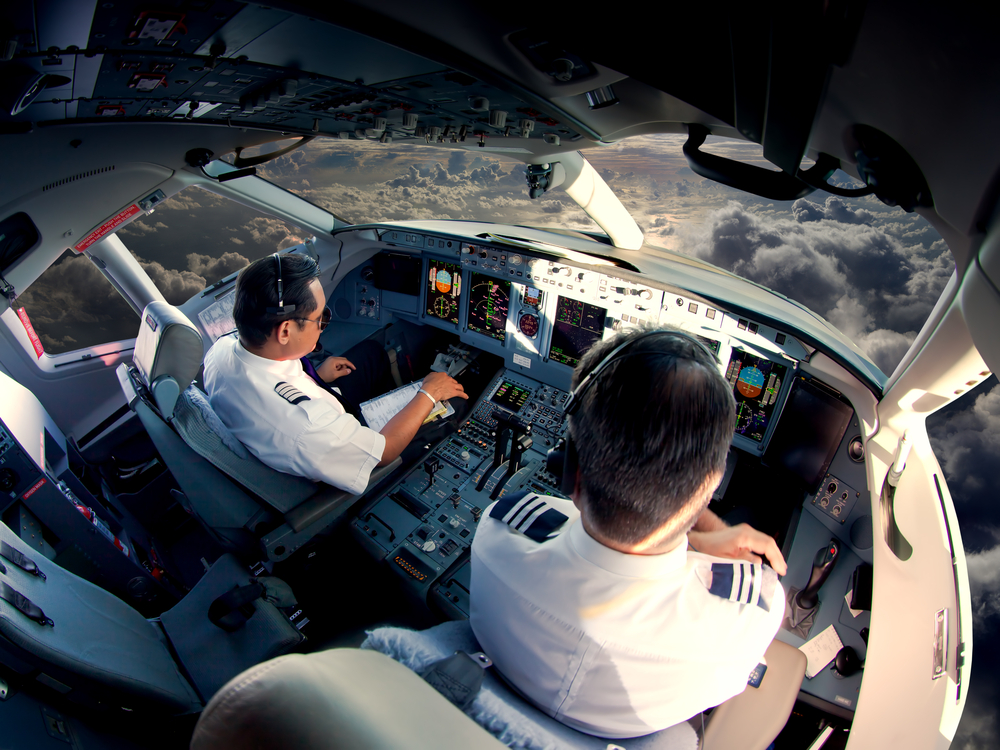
[115,301,400,564]
[190,620,805,750]
[0,518,303,714]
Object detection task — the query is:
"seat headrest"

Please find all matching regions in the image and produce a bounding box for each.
[134,302,203,417]
[191,649,506,750]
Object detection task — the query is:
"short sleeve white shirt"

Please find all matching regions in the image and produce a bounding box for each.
[470,493,784,739]
[203,334,385,494]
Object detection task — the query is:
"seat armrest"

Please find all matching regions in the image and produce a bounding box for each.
[702,639,807,750]
[283,458,402,533]
[116,363,139,407]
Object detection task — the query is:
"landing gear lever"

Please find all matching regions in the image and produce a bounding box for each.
[795,538,841,610]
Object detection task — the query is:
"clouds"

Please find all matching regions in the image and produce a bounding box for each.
[928,379,1000,552]
[792,195,876,225]
[16,253,140,352]
[671,200,953,373]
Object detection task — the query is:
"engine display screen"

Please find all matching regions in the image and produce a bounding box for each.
[549,296,606,367]
[467,272,510,342]
[426,261,462,324]
[725,351,788,443]
[490,381,531,413]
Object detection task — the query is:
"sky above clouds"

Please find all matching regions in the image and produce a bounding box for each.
[16,133,997,746]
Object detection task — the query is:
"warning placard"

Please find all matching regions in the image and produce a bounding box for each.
[73,204,142,253]
[16,307,44,358]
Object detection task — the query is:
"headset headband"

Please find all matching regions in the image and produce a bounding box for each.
[265,253,297,315]
[563,328,719,416]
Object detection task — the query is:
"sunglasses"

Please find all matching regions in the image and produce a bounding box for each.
[292,306,332,331]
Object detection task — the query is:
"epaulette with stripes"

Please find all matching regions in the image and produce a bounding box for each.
[274,381,310,405]
[489,491,568,543]
[704,561,778,612]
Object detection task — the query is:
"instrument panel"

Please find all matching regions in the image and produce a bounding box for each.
[393,234,801,456]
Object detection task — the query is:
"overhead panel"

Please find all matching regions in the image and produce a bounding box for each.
[2,0,585,151]
[223,15,440,85]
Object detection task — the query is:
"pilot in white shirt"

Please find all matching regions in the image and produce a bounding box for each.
[472,492,784,738]
[203,253,467,493]
[470,327,787,738]
[205,332,384,494]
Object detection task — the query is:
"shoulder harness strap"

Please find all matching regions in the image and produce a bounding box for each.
[0,542,46,580]
[0,581,54,626]
[489,490,568,543]
[705,561,778,613]
[274,381,310,405]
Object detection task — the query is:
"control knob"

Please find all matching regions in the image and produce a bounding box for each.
[421,540,437,553]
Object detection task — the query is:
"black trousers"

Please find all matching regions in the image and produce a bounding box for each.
[310,339,396,413]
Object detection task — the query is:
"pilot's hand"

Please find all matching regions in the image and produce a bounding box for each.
[317,356,356,382]
[688,523,788,576]
[420,371,469,402]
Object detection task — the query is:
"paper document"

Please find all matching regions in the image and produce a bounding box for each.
[800,624,844,679]
[360,381,455,432]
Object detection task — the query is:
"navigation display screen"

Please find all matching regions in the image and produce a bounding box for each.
[725,351,788,443]
[426,261,462,324]
[549,296,606,367]
[491,381,531,413]
[467,272,510,342]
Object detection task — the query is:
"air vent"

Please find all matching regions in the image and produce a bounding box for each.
[42,165,115,192]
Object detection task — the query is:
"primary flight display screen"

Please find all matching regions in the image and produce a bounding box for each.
[467,272,510,342]
[549,296,606,367]
[725,351,788,443]
[490,381,531,413]
[426,261,462,324]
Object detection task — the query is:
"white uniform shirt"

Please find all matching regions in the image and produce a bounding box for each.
[470,492,784,739]
[203,334,385,494]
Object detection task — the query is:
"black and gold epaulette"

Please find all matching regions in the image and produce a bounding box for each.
[489,490,568,542]
[705,561,778,612]
[274,381,310,405]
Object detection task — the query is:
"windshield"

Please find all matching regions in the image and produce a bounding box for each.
[246,135,949,377]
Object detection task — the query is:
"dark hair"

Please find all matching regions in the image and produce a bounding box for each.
[569,327,736,546]
[233,253,321,347]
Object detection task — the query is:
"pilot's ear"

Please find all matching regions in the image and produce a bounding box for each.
[274,320,293,345]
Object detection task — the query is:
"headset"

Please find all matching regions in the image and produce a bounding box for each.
[545,328,721,495]
[265,253,296,315]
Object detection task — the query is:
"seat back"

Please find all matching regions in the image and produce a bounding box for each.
[133,301,203,419]
[171,385,317,513]
[0,520,202,714]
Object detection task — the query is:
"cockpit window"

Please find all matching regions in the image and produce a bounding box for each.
[251,135,949,377]
[117,188,307,303]
[14,250,139,354]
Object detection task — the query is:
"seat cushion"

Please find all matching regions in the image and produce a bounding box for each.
[362,621,698,750]
[159,553,304,702]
